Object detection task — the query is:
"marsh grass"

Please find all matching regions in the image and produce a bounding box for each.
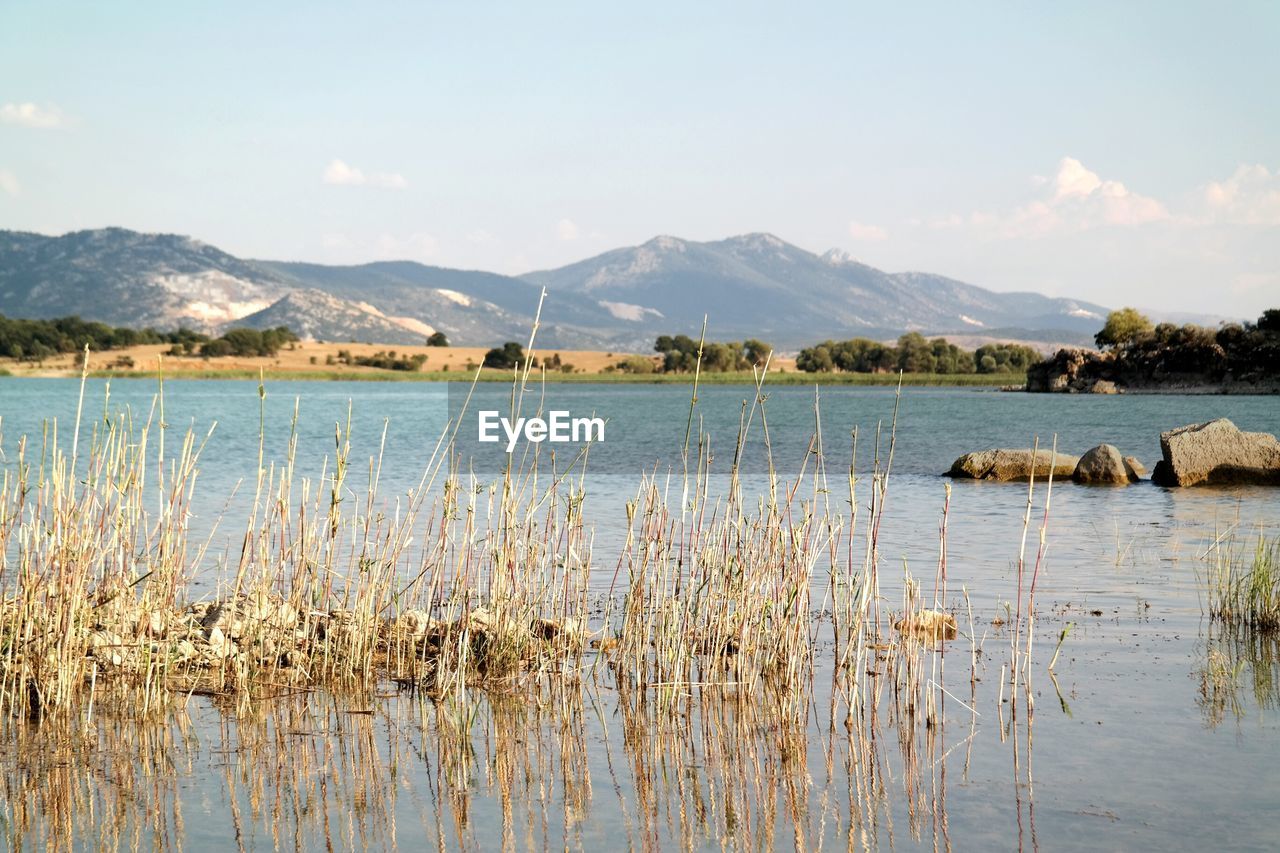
[0,325,1087,851]
[1204,532,1280,632]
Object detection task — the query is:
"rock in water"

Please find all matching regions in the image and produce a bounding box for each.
[1073,444,1138,485]
[1152,419,1280,486]
[945,449,1080,481]
[1088,380,1119,395]
[1124,456,1147,478]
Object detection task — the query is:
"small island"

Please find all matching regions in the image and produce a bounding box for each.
[1028,307,1280,394]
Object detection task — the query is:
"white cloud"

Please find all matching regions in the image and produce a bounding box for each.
[1053,157,1102,199]
[557,218,579,240]
[0,169,19,196]
[1049,157,1168,227]
[323,159,364,185]
[0,102,66,129]
[322,158,407,189]
[848,220,888,241]
[956,157,1170,238]
[1202,164,1280,225]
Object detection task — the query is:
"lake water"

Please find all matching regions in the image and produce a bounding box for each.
[1,377,1278,850]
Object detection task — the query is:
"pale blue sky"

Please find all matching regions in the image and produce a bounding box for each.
[2,1,1277,315]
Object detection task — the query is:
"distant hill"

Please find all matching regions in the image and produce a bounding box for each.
[233,289,434,345]
[522,233,1112,347]
[252,259,618,348]
[0,226,1137,349]
[0,227,292,329]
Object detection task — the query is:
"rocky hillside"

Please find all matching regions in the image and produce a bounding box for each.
[523,233,1112,347]
[233,289,434,345]
[1,227,1124,349]
[0,228,291,329]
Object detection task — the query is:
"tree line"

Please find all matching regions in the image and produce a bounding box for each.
[0,313,300,362]
[611,336,773,374]
[1087,307,1280,382]
[796,333,1041,375]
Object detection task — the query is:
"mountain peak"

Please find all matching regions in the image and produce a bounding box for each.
[722,232,788,250]
[641,235,688,252]
[821,248,859,266]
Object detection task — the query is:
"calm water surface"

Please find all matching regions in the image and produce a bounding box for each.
[0,377,1277,850]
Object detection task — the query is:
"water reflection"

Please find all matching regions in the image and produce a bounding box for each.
[0,655,1024,852]
[1197,625,1280,728]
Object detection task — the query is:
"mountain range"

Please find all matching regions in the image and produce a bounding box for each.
[0,227,1118,350]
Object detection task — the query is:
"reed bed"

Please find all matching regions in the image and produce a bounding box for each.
[0,363,597,719]
[0,321,1083,850]
[0,343,1053,722]
[1204,532,1280,632]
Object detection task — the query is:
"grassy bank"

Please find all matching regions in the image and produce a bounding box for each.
[80,367,1025,386]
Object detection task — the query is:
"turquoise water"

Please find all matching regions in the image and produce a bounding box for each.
[1,377,1278,850]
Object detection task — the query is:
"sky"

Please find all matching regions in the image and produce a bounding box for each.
[1,0,1277,317]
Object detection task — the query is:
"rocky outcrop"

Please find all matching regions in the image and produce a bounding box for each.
[1073,444,1140,485]
[946,449,1080,481]
[1151,419,1280,486]
[1026,348,1112,393]
[1124,456,1147,477]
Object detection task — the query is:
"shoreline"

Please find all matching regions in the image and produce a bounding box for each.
[0,366,1025,386]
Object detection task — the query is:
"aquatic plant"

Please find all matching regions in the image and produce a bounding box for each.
[1204,532,1280,632]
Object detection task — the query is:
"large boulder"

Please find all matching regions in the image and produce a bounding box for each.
[1073,444,1138,485]
[1151,419,1280,486]
[946,449,1080,481]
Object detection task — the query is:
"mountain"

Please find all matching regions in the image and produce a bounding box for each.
[0,227,1124,350]
[521,233,1111,347]
[233,289,435,345]
[0,228,609,347]
[253,260,618,348]
[0,227,291,328]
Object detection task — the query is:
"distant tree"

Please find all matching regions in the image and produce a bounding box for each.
[896,332,935,373]
[616,355,656,374]
[199,339,233,358]
[426,331,449,347]
[742,339,772,367]
[483,341,525,369]
[1257,309,1280,333]
[1095,308,1153,350]
[795,344,835,372]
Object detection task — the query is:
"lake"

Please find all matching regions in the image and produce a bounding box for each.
[1,376,1278,851]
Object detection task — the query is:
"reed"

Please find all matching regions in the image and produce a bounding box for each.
[1204,532,1280,632]
[0,308,1054,752]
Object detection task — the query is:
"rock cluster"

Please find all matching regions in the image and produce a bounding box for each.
[73,592,586,685]
[944,419,1280,488]
[1025,349,1119,394]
